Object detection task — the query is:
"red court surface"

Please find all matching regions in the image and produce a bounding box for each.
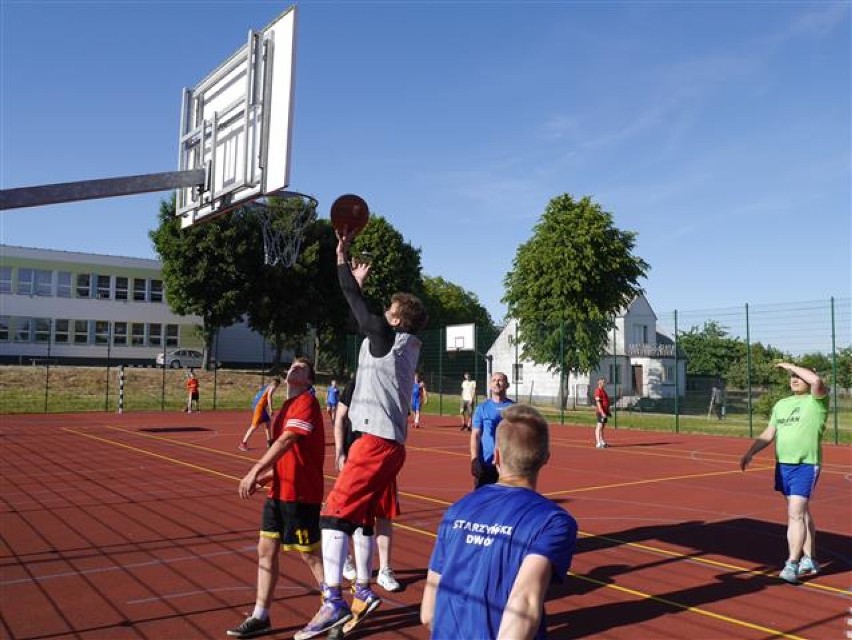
[2,410,850,639]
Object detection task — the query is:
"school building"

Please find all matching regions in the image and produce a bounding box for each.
[0,245,301,367]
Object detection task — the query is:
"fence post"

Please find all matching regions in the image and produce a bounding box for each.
[745,303,753,438]
[559,318,564,426]
[612,324,618,430]
[830,296,838,444]
[118,365,125,414]
[214,329,220,411]
[161,343,167,410]
[105,322,112,412]
[438,327,444,416]
[674,310,679,434]
[44,318,52,413]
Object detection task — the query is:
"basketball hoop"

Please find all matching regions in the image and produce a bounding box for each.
[238,190,317,267]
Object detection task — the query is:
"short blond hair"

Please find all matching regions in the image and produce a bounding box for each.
[496,404,550,477]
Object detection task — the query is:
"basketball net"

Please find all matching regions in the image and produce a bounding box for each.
[242,191,317,267]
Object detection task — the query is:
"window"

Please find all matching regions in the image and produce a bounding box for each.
[115,276,128,301]
[113,322,127,346]
[96,275,111,299]
[0,316,9,341]
[150,279,163,303]
[633,324,648,344]
[34,318,51,342]
[0,267,12,293]
[15,318,32,342]
[512,363,524,384]
[608,364,621,385]
[34,270,52,296]
[17,269,34,294]
[57,272,72,297]
[148,323,162,347]
[133,278,147,301]
[665,366,674,382]
[76,274,91,298]
[95,321,111,345]
[74,320,89,344]
[165,324,179,347]
[131,323,145,346]
[54,319,69,343]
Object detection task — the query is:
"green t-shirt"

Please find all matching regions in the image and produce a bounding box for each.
[770,394,829,464]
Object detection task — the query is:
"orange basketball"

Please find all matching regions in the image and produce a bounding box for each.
[330,194,369,236]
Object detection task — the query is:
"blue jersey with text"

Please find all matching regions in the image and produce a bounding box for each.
[429,484,576,639]
[472,398,515,465]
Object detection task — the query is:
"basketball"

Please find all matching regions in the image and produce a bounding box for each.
[330,194,369,236]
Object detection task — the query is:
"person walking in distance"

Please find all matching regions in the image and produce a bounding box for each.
[411,373,428,429]
[740,363,829,584]
[326,379,340,424]
[470,372,514,489]
[460,372,476,431]
[185,369,200,413]
[296,228,428,639]
[239,378,281,451]
[421,404,577,639]
[228,359,325,639]
[594,377,611,448]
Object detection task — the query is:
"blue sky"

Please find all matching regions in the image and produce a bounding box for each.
[2,1,850,329]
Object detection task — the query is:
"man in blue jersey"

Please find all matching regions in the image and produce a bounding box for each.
[421,404,577,639]
[470,372,514,488]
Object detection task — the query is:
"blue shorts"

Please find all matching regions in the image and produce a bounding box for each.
[774,463,820,498]
[411,398,421,411]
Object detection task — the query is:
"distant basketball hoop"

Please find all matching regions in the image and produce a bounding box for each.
[446,323,475,353]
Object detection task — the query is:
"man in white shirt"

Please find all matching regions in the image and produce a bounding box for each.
[460,372,477,431]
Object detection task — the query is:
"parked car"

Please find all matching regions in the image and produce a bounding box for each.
[155,349,204,369]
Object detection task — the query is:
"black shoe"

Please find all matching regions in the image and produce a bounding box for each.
[227,616,271,638]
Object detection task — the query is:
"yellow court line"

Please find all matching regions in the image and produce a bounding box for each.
[567,572,808,640]
[542,465,774,497]
[67,426,850,600]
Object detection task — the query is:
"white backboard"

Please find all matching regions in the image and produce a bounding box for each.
[446,323,475,352]
[177,6,297,227]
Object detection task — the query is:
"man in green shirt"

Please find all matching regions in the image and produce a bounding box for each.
[740,362,828,584]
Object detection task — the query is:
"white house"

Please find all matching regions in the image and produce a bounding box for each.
[0,245,309,367]
[487,295,686,407]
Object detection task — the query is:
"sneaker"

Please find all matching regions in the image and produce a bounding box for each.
[342,585,382,633]
[595,443,605,449]
[342,555,356,581]
[294,598,351,640]
[238,443,249,452]
[797,556,821,576]
[226,615,271,638]
[779,561,800,584]
[376,567,401,592]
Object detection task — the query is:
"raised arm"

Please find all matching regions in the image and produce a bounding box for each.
[776,362,826,397]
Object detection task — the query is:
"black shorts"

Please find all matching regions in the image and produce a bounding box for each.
[190,391,199,400]
[260,499,321,551]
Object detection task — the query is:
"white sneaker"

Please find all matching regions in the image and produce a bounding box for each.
[376,567,401,592]
[342,555,356,581]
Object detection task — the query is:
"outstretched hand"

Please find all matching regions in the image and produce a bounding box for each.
[335,228,353,260]
[350,258,371,289]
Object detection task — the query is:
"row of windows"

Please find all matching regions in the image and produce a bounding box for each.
[0,317,179,347]
[0,267,164,303]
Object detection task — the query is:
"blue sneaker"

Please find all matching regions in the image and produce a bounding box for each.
[295,596,351,640]
[342,584,382,633]
[779,561,800,584]
[797,556,820,576]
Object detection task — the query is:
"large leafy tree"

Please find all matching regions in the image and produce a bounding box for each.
[678,321,746,378]
[503,194,648,379]
[149,196,257,368]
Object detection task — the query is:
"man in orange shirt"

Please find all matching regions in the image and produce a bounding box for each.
[185,370,200,413]
[229,358,325,639]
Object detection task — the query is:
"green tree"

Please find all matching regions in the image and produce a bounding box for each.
[503,193,648,383]
[421,275,497,343]
[350,215,424,313]
[149,196,257,368]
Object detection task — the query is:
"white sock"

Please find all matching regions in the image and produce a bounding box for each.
[251,606,268,621]
[352,528,374,584]
[322,529,348,586]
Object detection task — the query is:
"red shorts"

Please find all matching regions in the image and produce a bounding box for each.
[375,479,400,520]
[322,433,404,527]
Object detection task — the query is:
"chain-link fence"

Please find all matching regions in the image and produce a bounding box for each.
[3,297,849,442]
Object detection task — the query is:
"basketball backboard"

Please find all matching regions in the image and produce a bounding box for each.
[446,323,475,352]
[176,6,297,228]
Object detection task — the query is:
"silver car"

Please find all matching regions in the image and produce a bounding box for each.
[155,349,204,369]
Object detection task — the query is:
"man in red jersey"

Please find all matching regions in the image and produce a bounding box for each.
[228,358,325,639]
[594,377,611,448]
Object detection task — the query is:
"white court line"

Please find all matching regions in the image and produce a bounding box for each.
[2,545,256,587]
